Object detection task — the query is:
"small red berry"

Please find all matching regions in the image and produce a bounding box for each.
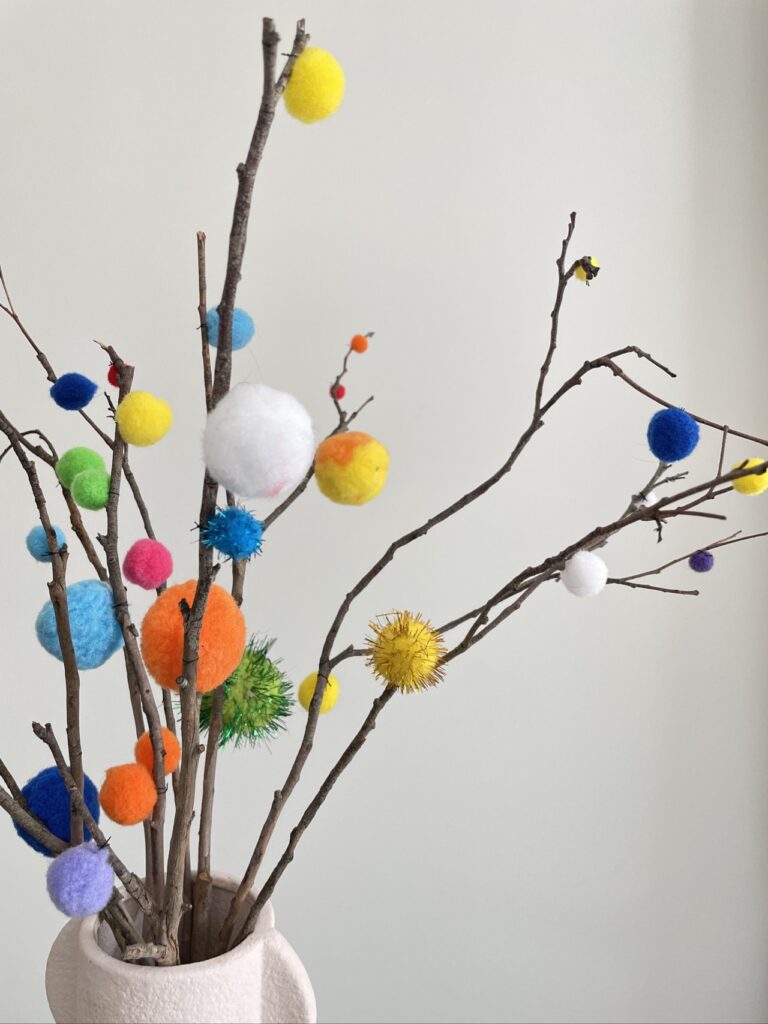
[330,383,346,400]
[107,364,120,387]
[350,334,368,354]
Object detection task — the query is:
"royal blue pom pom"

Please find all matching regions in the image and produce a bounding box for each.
[206,307,255,351]
[35,579,124,670]
[689,549,714,573]
[647,408,700,463]
[201,506,264,560]
[26,524,66,562]
[47,842,115,916]
[14,767,100,856]
[50,373,98,411]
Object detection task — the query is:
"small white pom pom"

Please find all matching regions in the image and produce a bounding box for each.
[642,491,659,507]
[560,550,608,597]
[202,383,314,499]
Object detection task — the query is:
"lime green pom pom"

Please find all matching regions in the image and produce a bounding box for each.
[71,468,111,510]
[55,448,105,490]
[284,47,345,124]
[199,638,293,748]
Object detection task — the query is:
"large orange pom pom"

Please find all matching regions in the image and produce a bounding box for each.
[99,764,157,825]
[134,727,180,775]
[140,581,246,693]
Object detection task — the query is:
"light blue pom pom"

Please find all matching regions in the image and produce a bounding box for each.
[35,580,124,669]
[201,506,264,560]
[47,843,115,916]
[26,524,66,562]
[206,307,255,351]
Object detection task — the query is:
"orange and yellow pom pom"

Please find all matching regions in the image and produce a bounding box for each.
[367,611,446,693]
[140,581,246,693]
[99,763,157,825]
[134,727,181,776]
[314,431,389,506]
[283,47,345,124]
[731,458,768,495]
[298,672,340,714]
[350,334,368,353]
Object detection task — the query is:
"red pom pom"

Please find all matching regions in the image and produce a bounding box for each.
[330,383,346,400]
[107,364,120,388]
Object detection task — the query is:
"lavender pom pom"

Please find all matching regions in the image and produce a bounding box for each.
[688,549,714,573]
[46,843,115,917]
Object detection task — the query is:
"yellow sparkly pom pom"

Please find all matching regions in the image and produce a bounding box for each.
[314,431,389,506]
[115,391,173,447]
[284,46,345,124]
[366,611,446,694]
[298,672,339,714]
[731,458,768,495]
[574,257,600,283]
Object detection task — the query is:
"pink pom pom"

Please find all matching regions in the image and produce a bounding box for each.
[123,539,173,590]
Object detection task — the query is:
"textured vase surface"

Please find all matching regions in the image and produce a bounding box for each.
[45,873,317,1024]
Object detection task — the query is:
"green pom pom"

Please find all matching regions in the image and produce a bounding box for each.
[199,637,293,748]
[71,468,111,510]
[55,448,105,490]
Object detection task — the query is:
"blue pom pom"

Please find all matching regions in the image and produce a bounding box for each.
[47,842,115,916]
[50,373,98,411]
[201,506,264,560]
[689,549,715,573]
[14,767,100,857]
[26,524,66,562]
[35,580,124,670]
[647,408,700,462]
[206,307,255,351]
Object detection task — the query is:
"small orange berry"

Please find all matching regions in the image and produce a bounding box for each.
[350,334,368,354]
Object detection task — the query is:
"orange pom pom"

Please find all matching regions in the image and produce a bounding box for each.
[134,727,180,775]
[140,581,246,693]
[99,764,157,825]
[350,334,368,353]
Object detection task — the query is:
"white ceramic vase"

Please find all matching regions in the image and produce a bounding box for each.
[45,873,317,1024]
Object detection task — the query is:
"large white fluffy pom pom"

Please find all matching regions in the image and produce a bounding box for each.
[560,550,608,597]
[202,382,314,499]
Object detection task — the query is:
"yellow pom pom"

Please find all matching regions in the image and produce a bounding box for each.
[298,672,339,714]
[574,257,600,283]
[284,47,345,124]
[731,458,768,495]
[115,391,173,447]
[314,432,389,506]
[366,611,446,693]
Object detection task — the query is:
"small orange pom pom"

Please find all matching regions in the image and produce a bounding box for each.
[140,581,246,693]
[134,727,180,776]
[99,764,157,825]
[350,334,368,353]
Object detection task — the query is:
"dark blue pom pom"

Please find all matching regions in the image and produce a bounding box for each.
[201,506,264,560]
[647,408,700,463]
[14,766,100,857]
[206,307,255,351]
[688,549,714,573]
[50,373,98,411]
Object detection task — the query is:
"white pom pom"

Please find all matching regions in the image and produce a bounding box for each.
[560,550,608,597]
[202,383,314,499]
[642,491,659,507]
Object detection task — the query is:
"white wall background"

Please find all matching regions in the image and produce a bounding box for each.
[0,1,766,1021]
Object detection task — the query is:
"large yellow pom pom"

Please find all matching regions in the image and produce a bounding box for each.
[367,611,446,693]
[284,47,345,124]
[298,672,339,714]
[314,431,389,505]
[115,392,173,447]
[732,458,768,495]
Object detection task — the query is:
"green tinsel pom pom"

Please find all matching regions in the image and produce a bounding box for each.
[199,637,293,748]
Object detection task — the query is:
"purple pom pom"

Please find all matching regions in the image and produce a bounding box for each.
[50,373,99,411]
[688,549,714,573]
[47,843,115,917]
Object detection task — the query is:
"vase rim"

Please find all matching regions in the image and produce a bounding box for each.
[80,872,274,977]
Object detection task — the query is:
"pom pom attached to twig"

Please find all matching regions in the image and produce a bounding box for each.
[560,550,608,597]
[115,391,173,447]
[731,458,768,496]
[574,257,600,284]
[99,764,157,826]
[26,524,65,562]
[47,842,115,917]
[123,538,173,589]
[366,611,446,693]
[200,506,264,561]
[50,373,98,411]
[134,727,180,775]
[298,671,339,713]
[205,307,255,350]
[688,550,714,573]
[199,637,293,747]
[71,468,111,511]
[284,46,345,124]
[55,447,105,490]
[314,431,390,505]
[647,408,700,462]
[35,579,124,669]
[14,766,100,856]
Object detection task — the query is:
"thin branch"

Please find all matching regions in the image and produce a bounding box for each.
[534,211,577,415]
[608,580,699,596]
